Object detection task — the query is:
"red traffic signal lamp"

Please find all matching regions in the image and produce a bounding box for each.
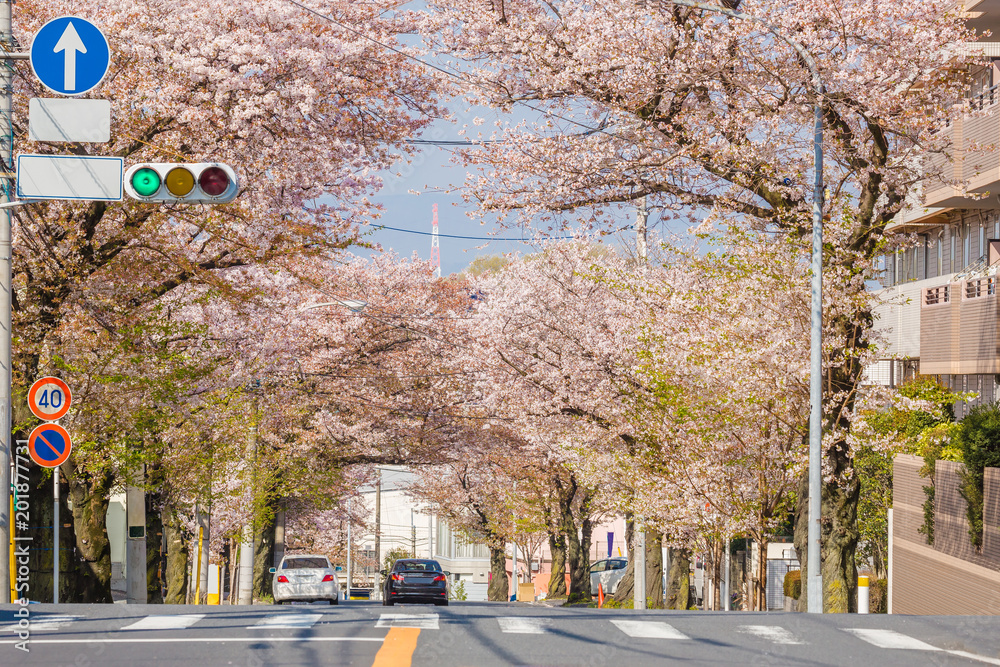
[124,163,238,204]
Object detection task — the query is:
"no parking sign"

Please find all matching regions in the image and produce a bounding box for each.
[27,423,72,468]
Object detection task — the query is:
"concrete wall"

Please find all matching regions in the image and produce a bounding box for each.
[892,454,1000,614]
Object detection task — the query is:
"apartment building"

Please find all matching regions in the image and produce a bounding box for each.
[875,1,1000,417]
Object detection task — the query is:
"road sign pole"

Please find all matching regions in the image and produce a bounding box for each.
[0,0,14,603]
[53,466,59,604]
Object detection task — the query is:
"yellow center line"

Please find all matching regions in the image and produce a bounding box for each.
[371,627,421,667]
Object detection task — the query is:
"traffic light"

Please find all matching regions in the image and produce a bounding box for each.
[124,163,238,204]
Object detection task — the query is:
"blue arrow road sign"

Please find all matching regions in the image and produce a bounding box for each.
[30,16,109,96]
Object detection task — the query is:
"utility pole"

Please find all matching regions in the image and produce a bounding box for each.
[237,421,256,605]
[126,466,147,603]
[636,195,648,267]
[634,528,646,610]
[345,496,352,601]
[0,0,15,602]
[373,475,380,599]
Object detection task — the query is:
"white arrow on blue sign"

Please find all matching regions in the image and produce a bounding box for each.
[30,16,109,96]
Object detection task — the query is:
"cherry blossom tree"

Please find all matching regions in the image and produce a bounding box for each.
[422,0,971,610]
[15,0,447,602]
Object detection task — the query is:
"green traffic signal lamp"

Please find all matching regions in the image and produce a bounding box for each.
[131,167,161,197]
[124,163,238,204]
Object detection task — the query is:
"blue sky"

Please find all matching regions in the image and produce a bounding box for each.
[361,111,684,276]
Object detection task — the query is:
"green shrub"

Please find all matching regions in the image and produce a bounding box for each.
[783,570,801,599]
[868,579,887,613]
[955,404,1000,549]
[449,580,468,601]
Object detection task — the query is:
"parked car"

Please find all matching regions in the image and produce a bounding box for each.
[270,554,340,605]
[381,558,449,606]
[589,558,628,595]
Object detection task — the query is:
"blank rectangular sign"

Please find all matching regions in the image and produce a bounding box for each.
[16,154,123,201]
[29,98,111,143]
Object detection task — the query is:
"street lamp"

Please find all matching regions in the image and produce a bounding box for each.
[656,0,825,613]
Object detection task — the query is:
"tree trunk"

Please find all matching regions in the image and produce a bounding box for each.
[756,538,768,611]
[564,512,590,603]
[163,508,190,604]
[613,517,635,603]
[146,490,164,604]
[711,538,723,611]
[666,548,691,610]
[488,544,508,601]
[645,532,664,609]
[794,467,860,613]
[229,538,239,604]
[547,529,567,598]
[62,455,113,603]
[253,511,277,600]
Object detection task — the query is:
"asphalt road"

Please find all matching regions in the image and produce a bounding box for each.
[1,601,999,666]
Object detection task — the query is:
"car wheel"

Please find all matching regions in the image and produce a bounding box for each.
[331,597,339,605]
[383,598,393,606]
[435,599,449,606]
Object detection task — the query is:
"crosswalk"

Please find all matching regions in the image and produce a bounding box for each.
[3,611,1000,664]
[123,614,205,631]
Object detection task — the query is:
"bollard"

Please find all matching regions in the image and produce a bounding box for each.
[857,576,869,614]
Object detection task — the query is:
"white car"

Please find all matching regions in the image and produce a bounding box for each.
[589,558,628,595]
[271,554,341,605]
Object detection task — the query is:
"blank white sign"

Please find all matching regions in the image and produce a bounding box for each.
[29,98,111,143]
[16,154,123,201]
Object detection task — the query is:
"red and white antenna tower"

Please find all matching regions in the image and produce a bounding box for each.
[430,203,441,279]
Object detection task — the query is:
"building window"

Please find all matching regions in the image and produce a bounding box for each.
[951,226,957,271]
[937,235,943,277]
[980,223,986,260]
[962,223,972,268]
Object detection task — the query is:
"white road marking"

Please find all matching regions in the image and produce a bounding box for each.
[375,613,439,630]
[247,613,322,629]
[497,617,547,634]
[844,628,940,651]
[846,629,1000,665]
[122,614,205,631]
[945,650,1000,666]
[737,625,803,645]
[2,614,80,632]
[610,619,689,640]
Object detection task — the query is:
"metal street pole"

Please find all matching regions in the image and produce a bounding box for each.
[237,422,256,605]
[374,473,381,600]
[52,467,58,603]
[0,0,14,602]
[345,496,352,601]
[663,0,825,613]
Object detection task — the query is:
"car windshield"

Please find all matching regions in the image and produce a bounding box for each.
[282,557,329,569]
[394,560,442,572]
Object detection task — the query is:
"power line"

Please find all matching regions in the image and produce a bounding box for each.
[281,0,609,136]
[372,224,576,241]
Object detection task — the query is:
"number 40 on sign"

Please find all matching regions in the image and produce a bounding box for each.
[28,376,72,421]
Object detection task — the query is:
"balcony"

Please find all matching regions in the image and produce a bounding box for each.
[962,0,1000,34]
[920,274,1000,375]
[924,85,1000,209]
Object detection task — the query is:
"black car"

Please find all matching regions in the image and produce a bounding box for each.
[382,559,450,606]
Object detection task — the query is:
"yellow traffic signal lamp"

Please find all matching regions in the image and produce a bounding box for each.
[124,163,238,204]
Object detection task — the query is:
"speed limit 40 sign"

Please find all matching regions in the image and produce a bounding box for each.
[28,376,72,421]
